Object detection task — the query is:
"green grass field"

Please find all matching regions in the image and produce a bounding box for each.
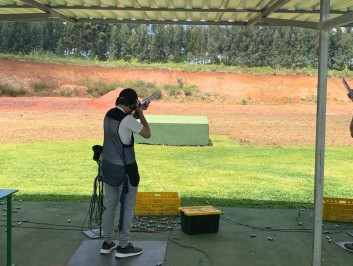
[1,135,352,209]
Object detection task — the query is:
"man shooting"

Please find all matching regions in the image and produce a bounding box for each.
[100,88,150,258]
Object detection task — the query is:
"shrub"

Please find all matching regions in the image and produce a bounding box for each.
[0,83,26,96]
[33,81,53,91]
[239,98,248,105]
[163,84,181,96]
[85,80,117,97]
[118,80,159,98]
[177,77,184,89]
[151,88,162,99]
[183,84,198,96]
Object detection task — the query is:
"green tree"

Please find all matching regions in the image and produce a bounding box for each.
[95,24,110,60]
[120,24,133,61]
[150,25,167,62]
[184,26,193,62]
[190,26,208,63]
[55,37,66,56]
[135,25,150,62]
[268,28,286,68]
[108,24,122,60]
[29,22,44,53]
[329,28,353,70]
[42,22,59,53]
[173,25,185,62]
[64,24,84,57]
[0,22,14,53]
[207,26,221,64]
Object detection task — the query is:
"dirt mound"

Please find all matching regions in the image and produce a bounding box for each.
[1,59,351,105]
[1,59,353,146]
[94,88,122,107]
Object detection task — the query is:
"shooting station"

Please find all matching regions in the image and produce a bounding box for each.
[2,1,353,266]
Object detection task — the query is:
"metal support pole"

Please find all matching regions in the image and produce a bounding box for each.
[312,0,329,265]
[7,195,12,266]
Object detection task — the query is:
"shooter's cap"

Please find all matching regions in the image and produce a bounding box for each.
[116,88,138,106]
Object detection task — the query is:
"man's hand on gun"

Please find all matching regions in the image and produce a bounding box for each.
[140,101,150,110]
[133,92,160,119]
[133,105,147,119]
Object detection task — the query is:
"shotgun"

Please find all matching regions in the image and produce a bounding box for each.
[139,92,160,108]
[130,92,160,116]
[342,78,353,101]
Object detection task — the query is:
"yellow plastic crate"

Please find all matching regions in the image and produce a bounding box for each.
[323,197,353,222]
[135,192,180,216]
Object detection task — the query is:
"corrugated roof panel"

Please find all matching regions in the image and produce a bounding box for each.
[1,0,21,4]
[0,0,353,28]
[269,12,317,22]
[280,2,317,14]
[129,10,151,20]
[0,7,41,14]
[66,9,93,19]
[145,10,162,21]
[235,0,250,9]
[35,0,50,5]
[257,0,274,10]
[53,0,69,6]
[100,0,118,6]
[229,12,249,23]
[117,0,138,7]
[331,0,353,10]
[63,9,147,20]
[289,13,319,23]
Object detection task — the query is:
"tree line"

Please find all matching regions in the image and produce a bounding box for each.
[1,22,353,70]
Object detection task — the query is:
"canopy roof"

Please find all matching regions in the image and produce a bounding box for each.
[0,0,353,29]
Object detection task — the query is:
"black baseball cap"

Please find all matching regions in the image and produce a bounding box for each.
[116,88,138,106]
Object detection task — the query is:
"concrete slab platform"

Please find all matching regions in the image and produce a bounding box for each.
[1,201,353,266]
[68,240,167,266]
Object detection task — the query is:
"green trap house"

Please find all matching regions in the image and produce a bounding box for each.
[134,115,209,146]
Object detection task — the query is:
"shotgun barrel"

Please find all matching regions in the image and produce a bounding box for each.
[139,92,160,108]
[342,78,353,100]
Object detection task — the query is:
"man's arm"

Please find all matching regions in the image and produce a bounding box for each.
[136,107,151,138]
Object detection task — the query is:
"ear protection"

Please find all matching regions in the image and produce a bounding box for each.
[129,100,140,110]
[116,96,138,110]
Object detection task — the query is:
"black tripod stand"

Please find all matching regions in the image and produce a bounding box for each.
[82,145,104,239]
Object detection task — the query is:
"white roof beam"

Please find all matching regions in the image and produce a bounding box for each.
[321,11,353,29]
[19,0,76,23]
[0,13,50,21]
[262,17,318,29]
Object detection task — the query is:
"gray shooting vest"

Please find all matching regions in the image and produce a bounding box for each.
[101,107,138,187]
